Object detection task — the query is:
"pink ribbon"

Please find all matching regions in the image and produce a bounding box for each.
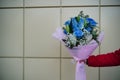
[75,62,86,80]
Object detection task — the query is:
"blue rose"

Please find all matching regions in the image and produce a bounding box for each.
[86,18,97,26]
[85,27,92,32]
[71,18,78,29]
[73,30,83,39]
[63,29,67,34]
[73,27,79,32]
[64,20,70,26]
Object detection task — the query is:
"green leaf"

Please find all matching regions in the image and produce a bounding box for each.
[66,25,70,33]
[84,18,88,27]
[76,16,80,22]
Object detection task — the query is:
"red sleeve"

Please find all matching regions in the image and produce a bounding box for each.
[87,49,120,67]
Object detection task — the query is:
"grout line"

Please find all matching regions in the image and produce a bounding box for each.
[0,57,23,58]
[24,57,72,59]
[0,5,120,9]
[23,0,25,80]
[100,5,120,7]
[0,56,73,59]
[98,0,101,80]
[60,1,62,79]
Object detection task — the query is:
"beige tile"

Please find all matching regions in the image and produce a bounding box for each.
[25,58,60,80]
[25,8,60,57]
[0,0,23,7]
[61,59,75,80]
[0,58,23,80]
[62,0,99,6]
[101,0,120,5]
[101,7,120,53]
[100,7,120,80]
[25,0,60,6]
[0,9,23,57]
[61,7,99,57]
[100,67,120,80]
[86,66,99,80]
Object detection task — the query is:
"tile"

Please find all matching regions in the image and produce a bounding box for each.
[101,7,120,53]
[101,0,120,5]
[61,7,99,57]
[62,0,99,6]
[0,0,23,7]
[86,66,99,80]
[100,7,120,80]
[0,9,23,57]
[25,0,60,6]
[100,67,120,80]
[25,8,60,57]
[0,58,23,80]
[25,58,60,80]
[61,59,75,80]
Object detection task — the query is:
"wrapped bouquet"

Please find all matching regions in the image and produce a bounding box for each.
[53,11,104,80]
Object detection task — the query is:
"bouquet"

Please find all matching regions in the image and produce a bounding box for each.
[53,11,104,80]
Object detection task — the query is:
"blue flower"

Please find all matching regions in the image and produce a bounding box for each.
[86,18,97,26]
[85,27,92,32]
[71,18,78,29]
[73,27,79,32]
[63,29,67,34]
[73,30,83,39]
[60,11,100,48]
[64,20,70,26]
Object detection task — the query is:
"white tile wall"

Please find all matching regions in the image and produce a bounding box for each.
[25,58,60,80]
[100,67,120,80]
[0,0,120,80]
[25,8,60,57]
[62,0,99,6]
[100,7,120,80]
[0,9,23,57]
[0,58,23,80]
[25,0,60,6]
[101,0,120,5]
[61,59,75,80]
[86,66,99,80]
[0,0,23,7]
[101,7,120,53]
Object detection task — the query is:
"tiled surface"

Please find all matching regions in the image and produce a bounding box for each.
[100,67,120,80]
[25,59,60,80]
[25,8,60,57]
[0,0,120,80]
[0,9,23,57]
[62,0,99,6]
[101,0,120,5]
[61,59,75,80]
[0,0,23,7]
[0,58,23,80]
[61,7,99,57]
[25,0,60,6]
[100,7,120,80]
[101,7,120,53]
[86,66,99,80]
